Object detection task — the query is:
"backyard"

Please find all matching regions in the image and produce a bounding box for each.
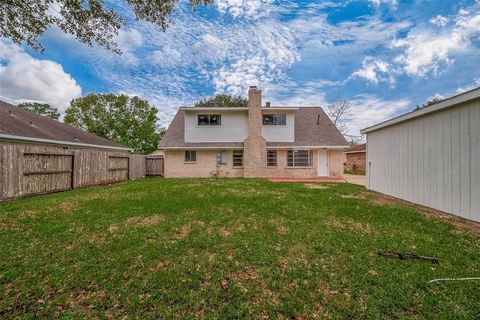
[0,179,479,319]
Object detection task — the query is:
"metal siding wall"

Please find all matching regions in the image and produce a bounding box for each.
[459,106,471,219]
[470,102,480,221]
[442,111,452,214]
[366,100,480,222]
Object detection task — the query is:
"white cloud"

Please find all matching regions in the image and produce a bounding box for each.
[0,40,82,112]
[393,10,480,76]
[429,15,449,27]
[350,57,393,84]
[369,0,398,9]
[456,77,480,93]
[115,28,143,64]
[117,28,143,49]
[345,95,411,136]
[268,87,411,137]
[215,0,275,18]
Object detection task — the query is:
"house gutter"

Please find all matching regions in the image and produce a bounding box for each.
[0,133,133,151]
[159,145,349,150]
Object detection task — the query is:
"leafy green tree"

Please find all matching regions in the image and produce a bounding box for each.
[17,102,60,120]
[415,96,445,110]
[194,94,248,108]
[0,0,213,53]
[64,94,162,154]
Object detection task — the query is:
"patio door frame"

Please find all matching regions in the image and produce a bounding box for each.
[317,149,329,177]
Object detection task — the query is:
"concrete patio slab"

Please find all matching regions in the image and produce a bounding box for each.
[269,177,345,183]
[344,174,366,186]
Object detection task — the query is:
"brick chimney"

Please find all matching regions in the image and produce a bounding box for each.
[243,86,267,178]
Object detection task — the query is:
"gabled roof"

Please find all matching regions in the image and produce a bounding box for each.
[267,107,348,147]
[344,143,366,153]
[0,100,130,150]
[158,106,348,149]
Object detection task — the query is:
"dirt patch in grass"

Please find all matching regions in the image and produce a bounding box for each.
[324,218,373,235]
[218,223,246,237]
[418,206,480,235]
[341,193,367,200]
[368,192,480,235]
[0,219,19,231]
[109,214,165,233]
[18,209,39,219]
[277,225,289,234]
[268,218,289,234]
[231,267,259,282]
[174,220,205,240]
[149,260,172,272]
[219,227,232,237]
[305,183,329,189]
[225,267,279,305]
[370,193,399,206]
[277,244,309,272]
[176,224,191,239]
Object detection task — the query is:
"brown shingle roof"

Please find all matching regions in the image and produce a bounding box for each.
[158,107,348,148]
[0,100,129,150]
[344,143,366,153]
[267,107,348,147]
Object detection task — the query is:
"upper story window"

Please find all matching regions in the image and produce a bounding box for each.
[198,114,221,126]
[263,114,286,125]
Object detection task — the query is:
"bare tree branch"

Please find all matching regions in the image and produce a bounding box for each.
[326,99,351,126]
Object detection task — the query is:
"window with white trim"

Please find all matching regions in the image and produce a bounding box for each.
[218,151,227,164]
[267,150,277,167]
[233,150,243,167]
[287,150,312,167]
[185,150,196,162]
[198,114,221,126]
[263,114,286,125]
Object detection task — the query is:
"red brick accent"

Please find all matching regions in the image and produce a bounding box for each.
[345,152,366,174]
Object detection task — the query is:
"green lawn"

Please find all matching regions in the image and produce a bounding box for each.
[0,179,479,319]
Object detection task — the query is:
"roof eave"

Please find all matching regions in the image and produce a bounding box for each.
[180,107,301,111]
[180,107,249,111]
[159,145,349,150]
[0,133,132,151]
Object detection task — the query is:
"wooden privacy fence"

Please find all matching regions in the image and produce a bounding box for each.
[145,156,164,177]
[0,142,164,200]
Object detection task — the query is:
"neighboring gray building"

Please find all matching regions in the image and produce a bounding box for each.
[361,87,480,222]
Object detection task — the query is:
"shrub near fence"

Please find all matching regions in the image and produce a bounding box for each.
[0,142,154,200]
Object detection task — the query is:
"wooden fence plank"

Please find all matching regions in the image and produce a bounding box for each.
[146,156,164,177]
[0,141,164,200]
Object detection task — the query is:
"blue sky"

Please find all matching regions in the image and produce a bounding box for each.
[0,0,479,136]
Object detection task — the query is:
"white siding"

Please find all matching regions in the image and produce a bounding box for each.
[185,111,249,143]
[184,110,296,143]
[261,111,295,142]
[366,99,480,222]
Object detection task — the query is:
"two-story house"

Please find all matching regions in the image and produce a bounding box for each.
[158,86,348,178]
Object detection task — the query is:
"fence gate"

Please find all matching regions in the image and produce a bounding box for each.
[145,156,164,177]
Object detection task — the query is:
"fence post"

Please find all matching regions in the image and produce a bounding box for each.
[71,152,75,190]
